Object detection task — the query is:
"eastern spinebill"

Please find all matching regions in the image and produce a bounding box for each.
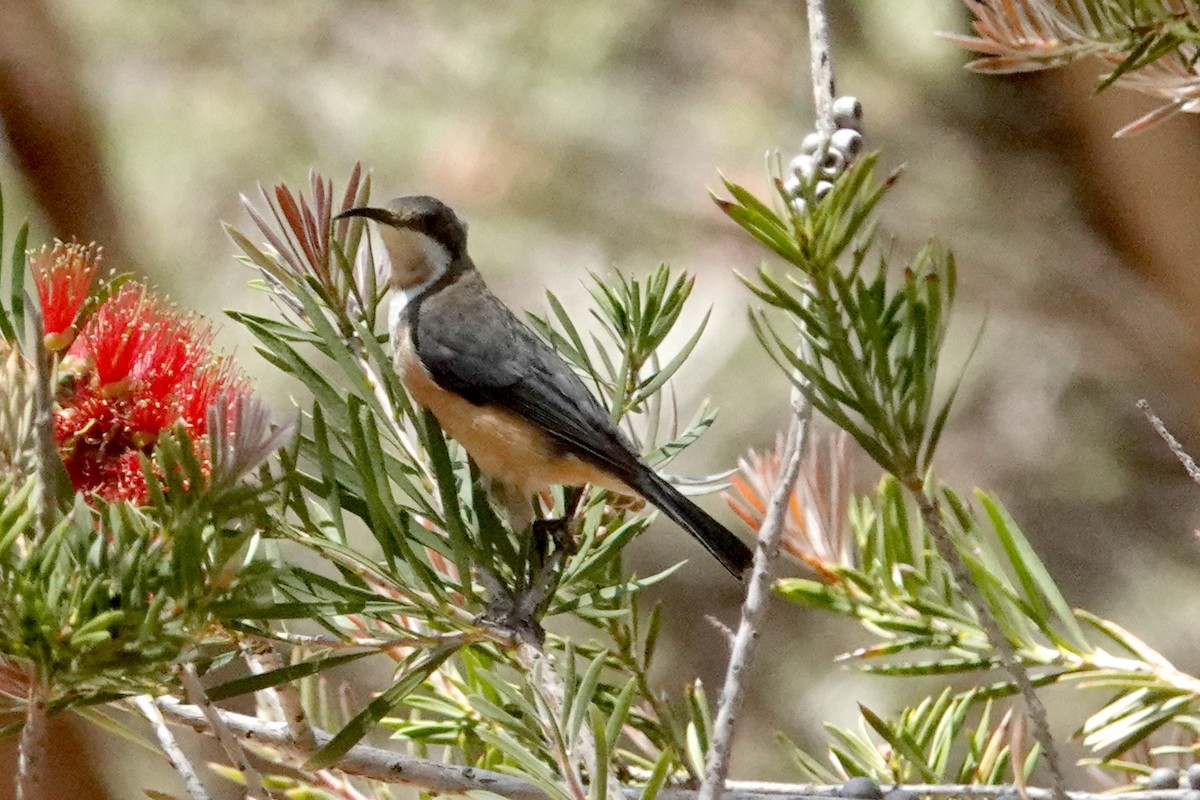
[336,196,754,579]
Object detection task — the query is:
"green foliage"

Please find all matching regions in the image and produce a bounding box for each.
[529,265,710,424]
[769,475,1200,777]
[0,415,283,729]
[382,635,710,796]
[0,183,31,350]
[951,1,1200,83]
[720,156,965,484]
[949,2,1200,135]
[721,150,1200,787]
[781,689,1039,785]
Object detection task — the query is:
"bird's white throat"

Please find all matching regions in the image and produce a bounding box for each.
[382,227,451,341]
[380,226,451,310]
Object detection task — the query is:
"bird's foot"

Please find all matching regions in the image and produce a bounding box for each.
[532,516,576,557]
[477,591,545,647]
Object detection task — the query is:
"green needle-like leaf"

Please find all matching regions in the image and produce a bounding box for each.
[306,643,459,769]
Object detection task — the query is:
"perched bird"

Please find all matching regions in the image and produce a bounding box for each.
[337,196,753,579]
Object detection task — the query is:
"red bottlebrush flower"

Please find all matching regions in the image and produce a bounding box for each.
[30,241,101,351]
[56,280,250,504]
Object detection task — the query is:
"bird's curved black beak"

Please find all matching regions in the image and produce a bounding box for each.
[334,206,399,226]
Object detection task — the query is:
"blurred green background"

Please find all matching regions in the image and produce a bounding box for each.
[2,1,1200,797]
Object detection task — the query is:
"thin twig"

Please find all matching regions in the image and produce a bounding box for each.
[157,695,549,800]
[16,676,47,800]
[1137,399,1200,486]
[136,695,213,800]
[700,3,831,794]
[312,771,373,800]
[243,640,317,751]
[699,405,813,800]
[18,313,55,800]
[243,642,286,723]
[124,691,1200,800]
[912,489,1067,800]
[150,690,1200,800]
[678,784,1196,800]
[179,663,273,800]
[807,0,837,140]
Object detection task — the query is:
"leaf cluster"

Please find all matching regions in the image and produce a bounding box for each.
[386,634,711,800]
[0,475,277,725]
[776,475,1200,779]
[947,1,1200,135]
[722,148,1199,786]
[720,155,964,484]
[783,688,1039,786]
[528,264,715,460]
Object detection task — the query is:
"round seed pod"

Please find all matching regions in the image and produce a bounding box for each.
[833,95,863,130]
[1147,767,1181,790]
[1186,763,1200,790]
[830,128,864,161]
[781,174,803,199]
[814,180,834,200]
[817,147,845,178]
[801,131,824,155]
[789,153,818,182]
[842,777,882,799]
[789,196,808,216]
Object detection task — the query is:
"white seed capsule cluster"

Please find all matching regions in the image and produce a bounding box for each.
[782,95,864,213]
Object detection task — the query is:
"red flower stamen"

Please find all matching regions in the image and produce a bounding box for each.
[31,241,101,351]
[77,283,153,394]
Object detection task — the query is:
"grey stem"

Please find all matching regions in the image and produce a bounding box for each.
[806,0,837,140]
[913,488,1068,800]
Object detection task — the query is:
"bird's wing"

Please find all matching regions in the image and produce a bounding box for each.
[413,269,755,579]
[412,271,639,474]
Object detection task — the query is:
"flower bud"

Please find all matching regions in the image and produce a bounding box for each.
[830,128,863,161]
[832,95,863,131]
[788,153,818,182]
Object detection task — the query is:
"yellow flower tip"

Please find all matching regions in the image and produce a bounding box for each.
[99,378,132,399]
[131,430,157,448]
[43,327,77,353]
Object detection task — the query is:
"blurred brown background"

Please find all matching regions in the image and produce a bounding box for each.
[2,1,1200,797]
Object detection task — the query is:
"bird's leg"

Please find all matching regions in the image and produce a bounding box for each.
[532,486,584,556]
[478,590,544,646]
[476,489,584,643]
[518,489,586,621]
[470,484,554,644]
[531,516,575,556]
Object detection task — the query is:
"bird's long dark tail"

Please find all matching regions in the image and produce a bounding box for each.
[631,470,754,580]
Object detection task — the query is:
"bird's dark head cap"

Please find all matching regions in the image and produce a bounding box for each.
[337,195,467,258]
